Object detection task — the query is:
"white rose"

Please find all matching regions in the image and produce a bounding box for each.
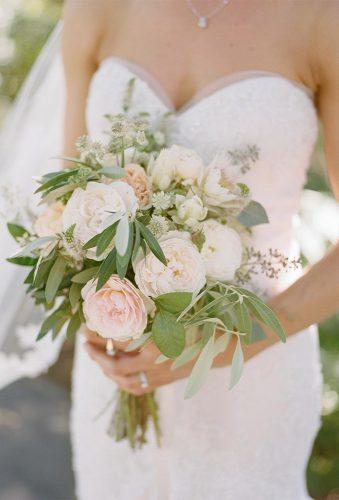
[174,194,208,230]
[201,219,243,281]
[200,154,249,211]
[151,145,204,190]
[135,234,206,297]
[62,181,138,250]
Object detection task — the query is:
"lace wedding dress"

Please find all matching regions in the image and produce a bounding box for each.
[70,58,322,500]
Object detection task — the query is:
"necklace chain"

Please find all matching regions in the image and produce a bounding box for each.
[186,0,230,28]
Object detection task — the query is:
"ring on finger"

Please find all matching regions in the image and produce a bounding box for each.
[139,371,149,389]
[106,339,116,357]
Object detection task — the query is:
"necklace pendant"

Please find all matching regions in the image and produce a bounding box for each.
[197,16,208,28]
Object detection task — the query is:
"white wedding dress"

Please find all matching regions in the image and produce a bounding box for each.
[70,58,323,500]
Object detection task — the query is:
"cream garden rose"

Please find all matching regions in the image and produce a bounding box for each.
[81,275,148,341]
[135,232,206,297]
[200,154,249,212]
[201,219,243,281]
[174,194,208,230]
[62,181,138,249]
[35,201,64,237]
[151,145,204,190]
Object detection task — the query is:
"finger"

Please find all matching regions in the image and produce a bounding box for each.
[82,327,107,348]
[84,342,140,378]
[115,373,153,396]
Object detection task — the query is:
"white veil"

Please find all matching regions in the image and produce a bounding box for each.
[0,22,65,389]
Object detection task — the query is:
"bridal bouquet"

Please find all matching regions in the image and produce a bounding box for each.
[6,105,293,449]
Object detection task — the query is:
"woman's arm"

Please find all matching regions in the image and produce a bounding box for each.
[62,0,104,158]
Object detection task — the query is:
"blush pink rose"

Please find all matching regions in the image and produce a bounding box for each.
[35,202,64,237]
[123,163,152,207]
[81,275,148,340]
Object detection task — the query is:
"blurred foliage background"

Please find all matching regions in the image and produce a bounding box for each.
[0,1,338,499]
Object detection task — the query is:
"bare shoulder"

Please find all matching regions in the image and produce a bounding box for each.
[62,0,127,63]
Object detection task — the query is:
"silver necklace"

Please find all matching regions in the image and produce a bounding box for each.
[186,0,230,29]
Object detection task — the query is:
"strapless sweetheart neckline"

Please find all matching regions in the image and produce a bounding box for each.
[96,56,315,116]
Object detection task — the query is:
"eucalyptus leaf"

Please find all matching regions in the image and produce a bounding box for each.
[243,293,285,342]
[69,282,82,309]
[115,214,129,256]
[40,184,76,205]
[13,236,56,257]
[7,222,29,241]
[35,169,78,193]
[229,337,244,389]
[96,249,117,291]
[96,222,118,257]
[213,334,230,357]
[184,333,215,399]
[237,200,269,227]
[45,256,67,304]
[155,292,193,314]
[71,267,99,284]
[66,311,82,339]
[124,332,152,352]
[7,255,38,266]
[83,233,100,250]
[136,220,167,265]
[155,354,171,364]
[116,223,134,279]
[152,310,185,358]
[234,301,252,335]
[99,166,126,179]
[171,341,202,370]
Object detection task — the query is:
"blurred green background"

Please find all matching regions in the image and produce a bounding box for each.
[0,1,338,499]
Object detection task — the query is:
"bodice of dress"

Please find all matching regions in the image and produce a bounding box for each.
[86,57,318,293]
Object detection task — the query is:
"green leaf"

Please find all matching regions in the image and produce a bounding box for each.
[96,249,117,291]
[71,267,99,284]
[7,256,38,266]
[184,333,215,399]
[69,282,82,309]
[237,200,269,227]
[243,294,285,342]
[229,337,244,389]
[124,331,152,352]
[35,169,78,193]
[115,214,129,256]
[171,341,201,370]
[116,223,134,279]
[83,234,100,250]
[13,236,56,257]
[45,257,68,304]
[99,166,126,179]
[132,222,140,262]
[136,220,167,265]
[7,222,29,241]
[249,321,267,344]
[234,301,252,335]
[37,302,70,341]
[40,184,76,204]
[66,311,82,338]
[213,335,230,357]
[96,222,118,257]
[155,292,193,314]
[152,310,185,358]
[33,256,56,288]
[155,354,170,364]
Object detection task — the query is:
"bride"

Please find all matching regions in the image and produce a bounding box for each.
[2,0,339,498]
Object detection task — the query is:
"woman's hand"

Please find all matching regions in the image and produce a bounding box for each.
[83,328,197,396]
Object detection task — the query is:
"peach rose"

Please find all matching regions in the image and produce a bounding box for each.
[35,202,64,237]
[81,275,148,340]
[123,163,152,206]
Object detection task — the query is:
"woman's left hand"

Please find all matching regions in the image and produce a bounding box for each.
[83,328,196,396]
